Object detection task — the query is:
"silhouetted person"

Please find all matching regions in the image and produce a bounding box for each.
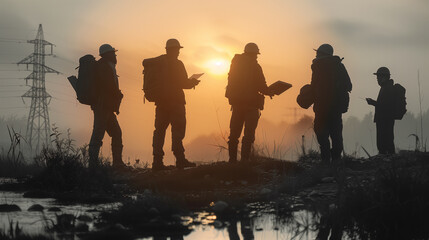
[366,67,396,154]
[88,44,125,169]
[311,44,352,164]
[227,217,255,240]
[316,206,343,240]
[226,43,274,162]
[151,39,200,171]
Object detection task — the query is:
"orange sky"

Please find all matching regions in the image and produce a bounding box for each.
[0,0,428,163]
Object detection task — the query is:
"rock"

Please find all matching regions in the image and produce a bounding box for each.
[113,223,127,231]
[321,177,335,183]
[309,190,319,196]
[28,204,44,212]
[48,207,61,212]
[0,204,21,212]
[77,215,93,222]
[75,223,89,232]
[260,188,272,195]
[212,201,229,213]
[213,220,223,228]
[143,189,152,196]
[148,207,160,216]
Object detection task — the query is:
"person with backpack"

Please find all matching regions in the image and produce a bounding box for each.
[144,39,200,171]
[225,43,274,163]
[311,44,352,164]
[88,44,126,170]
[366,67,406,154]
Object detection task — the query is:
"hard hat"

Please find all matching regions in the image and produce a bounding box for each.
[373,67,390,76]
[166,39,183,49]
[99,44,117,56]
[314,44,333,56]
[244,42,260,54]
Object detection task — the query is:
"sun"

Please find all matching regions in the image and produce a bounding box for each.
[205,58,230,75]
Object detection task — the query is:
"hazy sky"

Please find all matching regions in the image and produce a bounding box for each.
[1,0,428,161]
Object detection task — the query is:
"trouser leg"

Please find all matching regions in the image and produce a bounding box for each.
[240,217,254,240]
[329,114,343,161]
[376,120,395,154]
[171,105,186,161]
[228,108,245,162]
[89,109,107,168]
[153,105,170,165]
[227,220,240,240]
[314,114,331,163]
[385,120,395,154]
[105,112,123,166]
[376,121,385,154]
[241,109,260,161]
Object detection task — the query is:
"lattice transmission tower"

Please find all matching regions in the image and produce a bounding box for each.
[17,24,60,153]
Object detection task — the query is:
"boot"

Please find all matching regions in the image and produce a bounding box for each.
[228,142,238,163]
[152,156,168,172]
[175,153,196,169]
[112,145,127,170]
[241,142,252,162]
[320,148,331,165]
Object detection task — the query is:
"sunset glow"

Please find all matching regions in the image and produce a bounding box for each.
[204,58,230,75]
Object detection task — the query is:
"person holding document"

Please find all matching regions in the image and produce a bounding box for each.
[149,38,200,171]
[225,42,275,163]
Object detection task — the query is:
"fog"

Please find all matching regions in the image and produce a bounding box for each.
[0,0,428,164]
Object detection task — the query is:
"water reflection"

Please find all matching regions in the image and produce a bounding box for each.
[227,217,253,240]
[1,191,324,240]
[0,191,118,234]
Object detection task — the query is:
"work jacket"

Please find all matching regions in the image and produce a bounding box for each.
[155,55,195,106]
[311,55,352,116]
[92,57,123,113]
[374,79,396,122]
[226,54,270,110]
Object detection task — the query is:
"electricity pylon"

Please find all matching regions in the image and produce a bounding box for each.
[17,24,59,153]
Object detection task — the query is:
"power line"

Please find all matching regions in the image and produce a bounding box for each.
[0,90,25,92]
[0,84,26,87]
[0,96,21,98]
[0,37,27,41]
[0,107,27,110]
[52,97,77,105]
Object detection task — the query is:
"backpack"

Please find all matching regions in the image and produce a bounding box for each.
[393,83,407,120]
[142,55,166,102]
[72,54,98,105]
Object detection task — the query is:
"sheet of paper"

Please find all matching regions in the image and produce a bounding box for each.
[190,73,204,80]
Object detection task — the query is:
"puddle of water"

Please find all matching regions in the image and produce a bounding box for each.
[0,191,119,234]
[1,191,321,240]
[185,211,318,240]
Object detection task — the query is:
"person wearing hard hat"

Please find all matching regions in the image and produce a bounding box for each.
[225,42,274,163]
[88,43,126,170]
[311,43,352,165]
[366,67,398,154]
[151,38,200,171]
